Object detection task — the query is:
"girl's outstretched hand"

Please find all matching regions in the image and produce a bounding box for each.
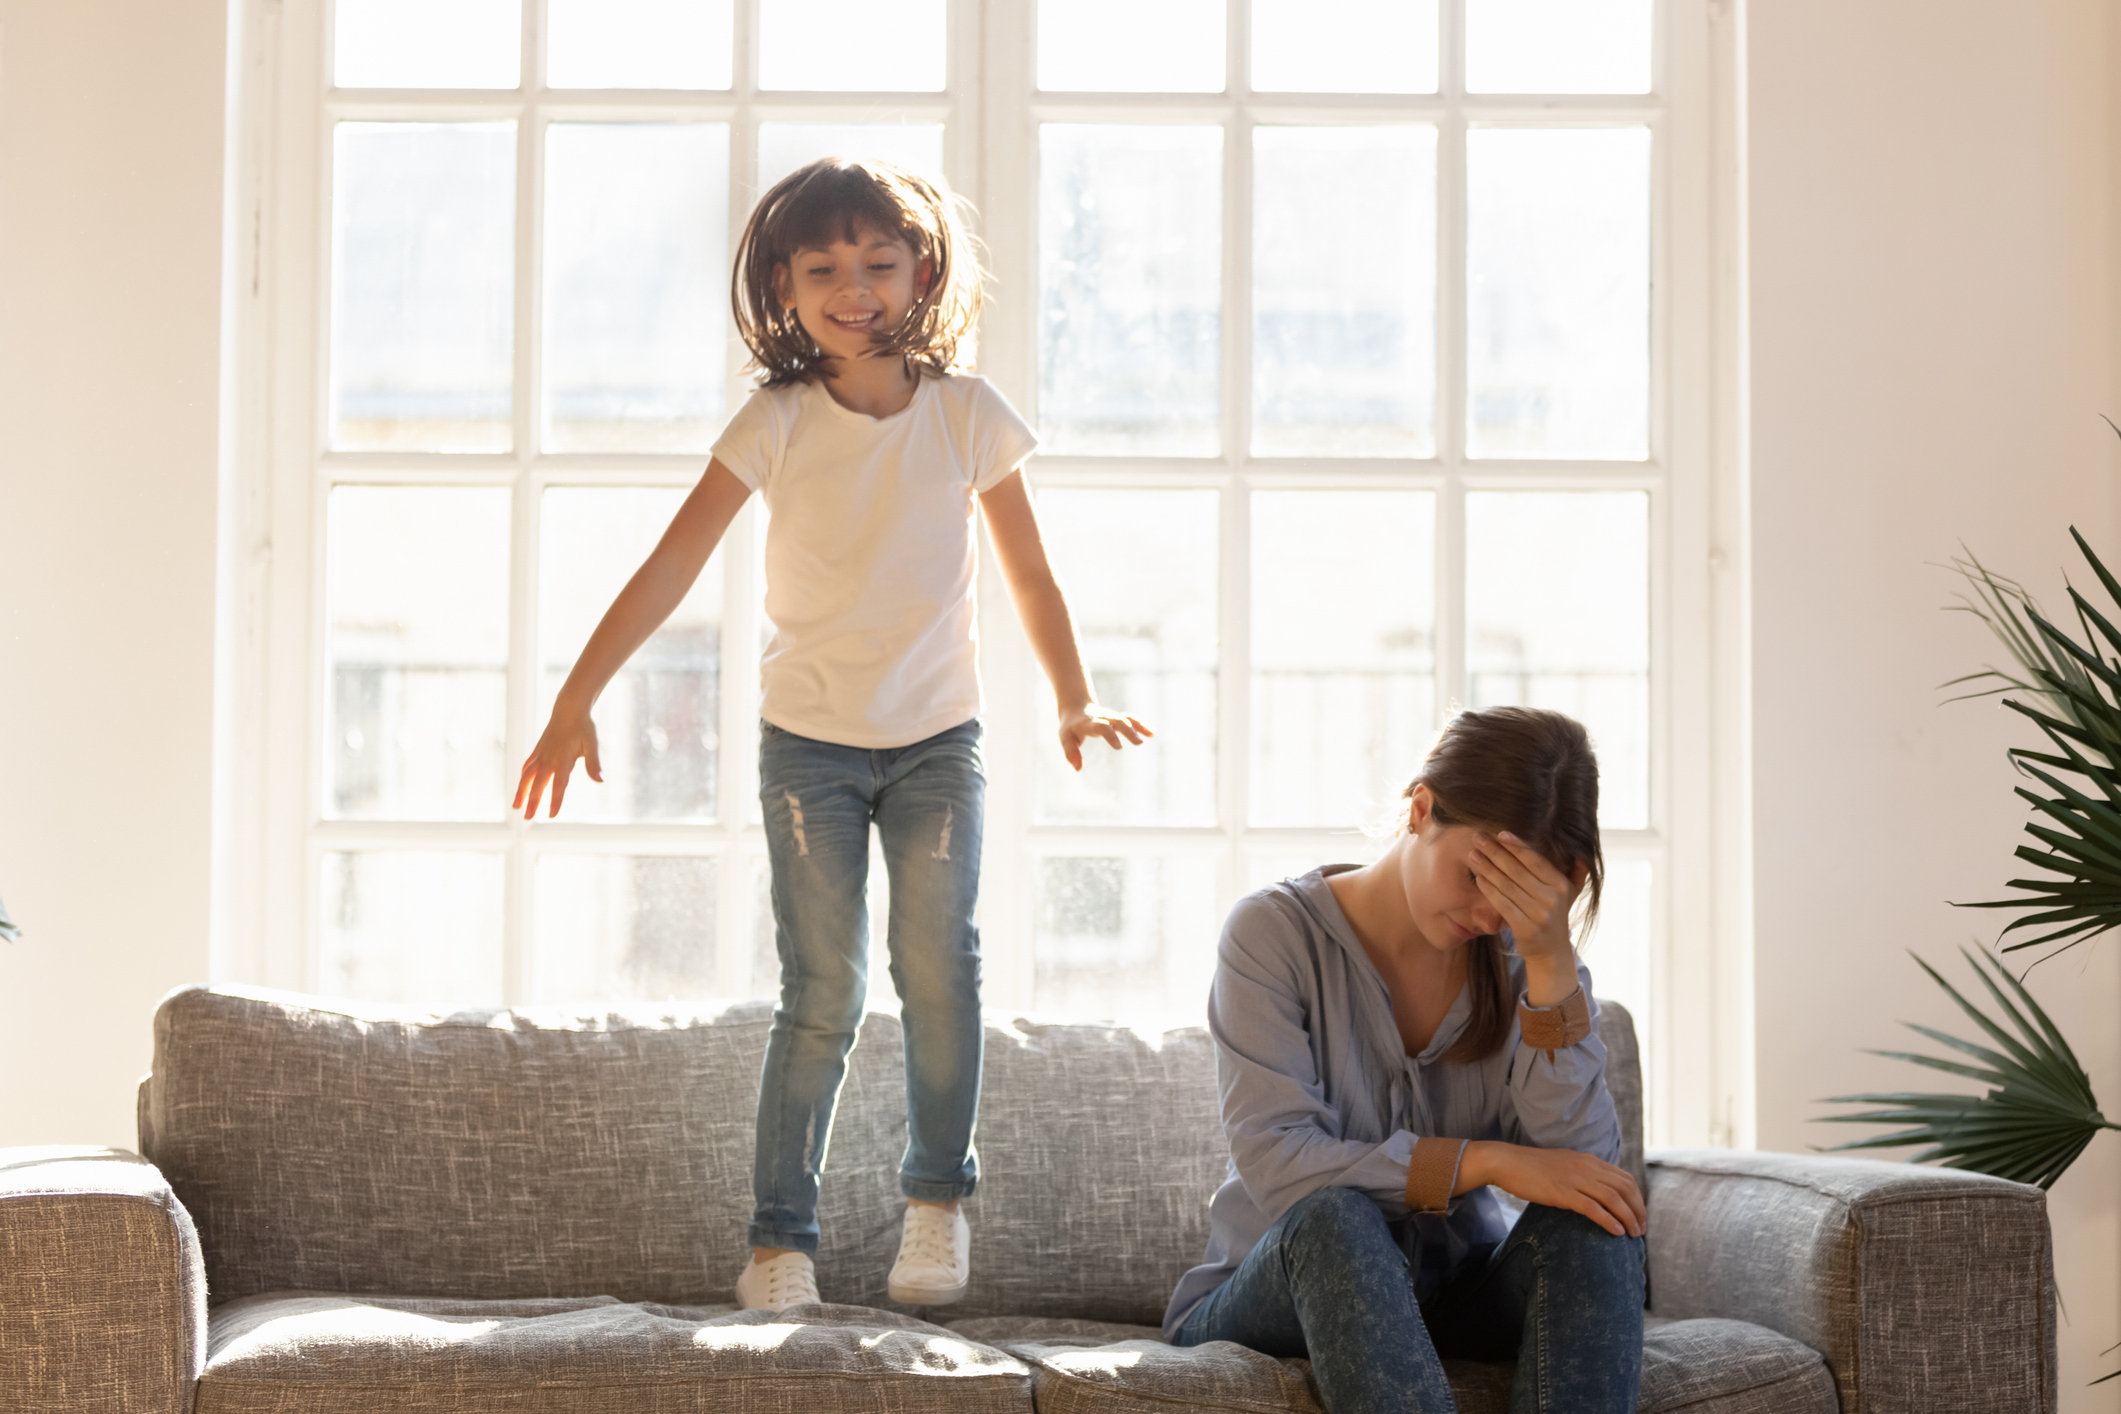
[1463,1140,1645,1238]
[1059,703,1152,771]
[1468,830,1584,963]
[515,710,603,819]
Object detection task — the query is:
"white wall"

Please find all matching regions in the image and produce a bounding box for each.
[1748,0,2121,1404]
[0,0,226,1148]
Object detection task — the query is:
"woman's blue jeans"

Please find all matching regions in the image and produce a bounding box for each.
[1174,1186,1645,1414]
[749,719,986,1255]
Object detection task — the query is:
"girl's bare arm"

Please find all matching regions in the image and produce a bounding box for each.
[515,460,753,817]
[977,469,1152,769]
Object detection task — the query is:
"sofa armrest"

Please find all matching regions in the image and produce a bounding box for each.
[1647,1147,2054,1414]
[0,1146,206,1413]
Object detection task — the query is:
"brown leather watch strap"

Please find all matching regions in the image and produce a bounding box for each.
[1406,1136,1469,1214]
[1518,986,1593,1054]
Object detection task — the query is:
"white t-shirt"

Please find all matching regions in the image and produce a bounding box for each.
[711,372,1038,749]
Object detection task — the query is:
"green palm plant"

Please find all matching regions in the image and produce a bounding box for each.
[1818,507,2121,1191]
[1818,948,2116,1188]
[1946,530,2121,954]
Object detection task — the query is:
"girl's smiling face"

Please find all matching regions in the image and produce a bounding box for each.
[773,223,932,367]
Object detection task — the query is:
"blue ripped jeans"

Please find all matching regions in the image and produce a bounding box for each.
[1174,1186,1644,1414]
[749,718,986,1255]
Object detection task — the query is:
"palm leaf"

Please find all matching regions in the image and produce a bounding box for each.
[1817,948,2116,1189]
[1946,528,2121,958]
[0,894,15,944]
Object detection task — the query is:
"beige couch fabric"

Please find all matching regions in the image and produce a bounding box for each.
[1647,1149,2055,1413]
[114,984,2048,1412]
[0,1146,205,1414]
[944,1314,1834,1414]
[197,1293,1030,1414]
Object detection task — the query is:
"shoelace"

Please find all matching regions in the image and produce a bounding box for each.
[765,1258,819,1306]
[899,1208,958,1269]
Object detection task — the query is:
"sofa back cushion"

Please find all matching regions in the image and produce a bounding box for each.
[140,985,1642,1324]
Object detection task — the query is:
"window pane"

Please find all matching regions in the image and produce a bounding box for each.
[1253,127,1436,457]
[540,488,723,822]
[335,0,520,89]
[545,124,727,453]
[327,487,511,821]
[531,854,719,1002]
[1465,491,1648,827]
[1467,0,1652,94]
[1588,858,1653,1064]
[756,123,946,196]
[1034,855,1219,1024]
[1039,125,1222,456]
[1034,489,1218,826]
[548,0,732,88]
[759,0,945,91]
[320,852,504,1004]
[332,123,515,452]
[1466,127,1649,461]
[1039,0,1223,92]
[1252,0,1437,94]
[1252,491,1435,827]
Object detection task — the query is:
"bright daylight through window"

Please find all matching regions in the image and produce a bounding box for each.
[264,0,1706,1122]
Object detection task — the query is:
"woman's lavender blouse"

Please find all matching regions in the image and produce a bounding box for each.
[1162,866,1621,1336]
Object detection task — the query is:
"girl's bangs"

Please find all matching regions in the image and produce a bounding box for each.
[770,167,927,259]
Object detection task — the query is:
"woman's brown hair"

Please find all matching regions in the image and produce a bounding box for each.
[1405,706,1605,1064]
[731,157,984,387]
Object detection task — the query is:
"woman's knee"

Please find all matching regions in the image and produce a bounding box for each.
[1280,1185,1397,1260]
[1515,1203,1646,1295]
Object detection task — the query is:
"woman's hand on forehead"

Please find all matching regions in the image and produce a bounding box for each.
[1468,831,1582,962]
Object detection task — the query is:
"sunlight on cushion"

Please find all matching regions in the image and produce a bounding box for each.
[224,1305,502,1359]
[691,1321,799,1352]
[1045,1347,1147,1377]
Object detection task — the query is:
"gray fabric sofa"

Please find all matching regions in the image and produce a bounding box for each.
[1,985,2054,1413]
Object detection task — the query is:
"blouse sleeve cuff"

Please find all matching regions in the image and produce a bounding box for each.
[1406,1136,1469,1214]
[1518,985,1593,1055]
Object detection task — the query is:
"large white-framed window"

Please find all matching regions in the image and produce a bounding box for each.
[219,0,1748,1147]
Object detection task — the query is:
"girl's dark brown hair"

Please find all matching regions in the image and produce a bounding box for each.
[732,157,984,387]
[1404,705,1605,1065]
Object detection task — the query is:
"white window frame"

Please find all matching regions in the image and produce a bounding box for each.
[216,0,1750,1148]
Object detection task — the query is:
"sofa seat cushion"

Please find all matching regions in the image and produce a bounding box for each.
[1637,1315,1837,1413]
[196,1293,1031,1414]
[944,1314,1835,1414]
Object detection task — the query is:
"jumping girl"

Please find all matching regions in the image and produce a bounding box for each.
[515,158,1149,1313]
[1165,706,1645,1414]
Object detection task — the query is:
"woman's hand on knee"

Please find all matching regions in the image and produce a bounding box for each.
[1461,1141,1645,1238]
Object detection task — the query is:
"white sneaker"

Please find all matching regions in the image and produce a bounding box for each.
[888,1203,971,1305]
[735,1251,820,1312]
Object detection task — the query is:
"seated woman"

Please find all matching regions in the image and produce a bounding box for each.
[1165,705,1646,1414]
